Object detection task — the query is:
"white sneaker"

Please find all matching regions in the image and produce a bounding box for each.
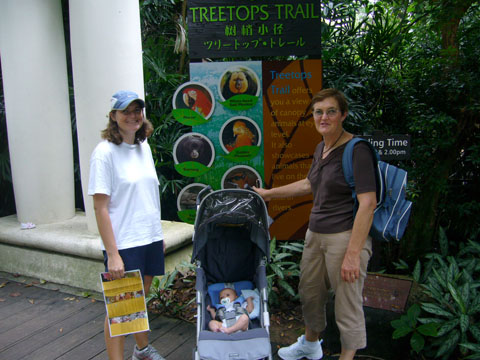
[132,344,165,360]
[277,335,323,360]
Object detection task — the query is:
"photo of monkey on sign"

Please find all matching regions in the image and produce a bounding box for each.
[219,66,259,101]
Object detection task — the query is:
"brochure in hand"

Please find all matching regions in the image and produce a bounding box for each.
[100,269,149,337]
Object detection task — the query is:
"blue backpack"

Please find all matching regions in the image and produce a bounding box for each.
[342,138,412,242]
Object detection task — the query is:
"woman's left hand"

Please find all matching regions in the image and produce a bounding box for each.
[341,250,360,283]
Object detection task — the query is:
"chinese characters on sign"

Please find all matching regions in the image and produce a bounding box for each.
[188,0,321,58]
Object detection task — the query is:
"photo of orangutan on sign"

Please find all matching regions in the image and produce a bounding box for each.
[219,66,259,101]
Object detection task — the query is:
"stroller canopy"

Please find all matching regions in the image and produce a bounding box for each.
[191,189,270,264]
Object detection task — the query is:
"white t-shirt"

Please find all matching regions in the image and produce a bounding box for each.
[88,140,163,250]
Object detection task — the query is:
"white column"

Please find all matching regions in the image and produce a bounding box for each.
[69,0,145,232]
[0,0,75,224]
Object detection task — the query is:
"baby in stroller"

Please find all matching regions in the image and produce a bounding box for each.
[192,188,273,360]
[207,287,254,334]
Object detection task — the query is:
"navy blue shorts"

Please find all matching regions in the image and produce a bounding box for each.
[103,240,165,278]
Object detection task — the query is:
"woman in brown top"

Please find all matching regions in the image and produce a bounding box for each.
[254,88,377,360]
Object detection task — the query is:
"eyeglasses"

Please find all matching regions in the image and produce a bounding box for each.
[313,109,339,118]
[121,108,143,116]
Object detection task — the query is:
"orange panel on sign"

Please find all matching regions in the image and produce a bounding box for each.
[262,60,323,241]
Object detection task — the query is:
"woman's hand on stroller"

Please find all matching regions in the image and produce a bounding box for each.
[252,186,272,201]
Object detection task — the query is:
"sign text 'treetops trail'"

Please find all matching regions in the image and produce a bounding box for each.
[188,0,322,59]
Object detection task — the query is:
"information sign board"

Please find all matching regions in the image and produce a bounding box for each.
[187,0,322,59]
[361,134,411,161]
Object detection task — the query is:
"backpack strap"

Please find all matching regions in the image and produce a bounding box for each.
[342,137,381,206]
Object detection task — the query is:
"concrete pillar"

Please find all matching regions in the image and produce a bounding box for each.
[69,0,145,232]
[0,0,75,224]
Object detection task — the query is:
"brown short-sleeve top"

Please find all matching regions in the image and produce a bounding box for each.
[307,138,377,234]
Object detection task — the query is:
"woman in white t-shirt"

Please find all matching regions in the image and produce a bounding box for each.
[88,90,165,360]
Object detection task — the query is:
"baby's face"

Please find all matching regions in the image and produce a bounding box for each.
[219,288,237,302]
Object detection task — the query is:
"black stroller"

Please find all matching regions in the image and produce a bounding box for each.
[191,187,272,360]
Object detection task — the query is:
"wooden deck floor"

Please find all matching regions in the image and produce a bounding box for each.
[0,276,196,360]
[0,274,399,360]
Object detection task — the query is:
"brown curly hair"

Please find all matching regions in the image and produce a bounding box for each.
[101,111,154,145]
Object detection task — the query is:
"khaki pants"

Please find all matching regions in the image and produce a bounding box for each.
[299,229,372,350]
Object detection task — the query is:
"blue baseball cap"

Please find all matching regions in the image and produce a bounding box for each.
[110,90,145,110]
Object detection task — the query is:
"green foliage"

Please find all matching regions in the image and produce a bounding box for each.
[320,0,480,264]
[147,261,196,316]
[147,268,179,305]
[266,237,303,305]
[140,0,190,220]
[391,303,439,354]
[394,228,480,359]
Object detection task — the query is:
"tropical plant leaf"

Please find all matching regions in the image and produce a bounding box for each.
[277,279,296,297]
[437,318,460,337]
[469,294,480,315]
[269,263,285,280]
[435,329,460,358]
[460,314,470,334]
[459,342,480,352]
[417,322,438,337]
[421,302,454,318]
[432,267,447,289]
[438,226,448,257]
[407,303,421,327]
[392,326,413,339]
[467,239,480,253]
[460,282,471,309]
[413,260,421,283]
[410,331,425,353]
[424,282,446,304]
[273,253,292,261]
[391,318,409,329]
[393,259,409,270]
[418,317,444,325]
[279,243,304,253]
[447,257,462,283]
[470,323,480,342]
[448,282,466,314]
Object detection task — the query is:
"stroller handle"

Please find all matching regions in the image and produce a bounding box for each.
[244,178,262,192]
[196,185,213,207]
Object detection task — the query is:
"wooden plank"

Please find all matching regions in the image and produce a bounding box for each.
[0,278,198,360]
[150,320,196,358]
[166,333,196,360]
[0,296,93,349]
[0,280,66,320]
[0,300,104,359]
[50,329,106,360]
[79,314,182,360]
[22,312,106,360]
